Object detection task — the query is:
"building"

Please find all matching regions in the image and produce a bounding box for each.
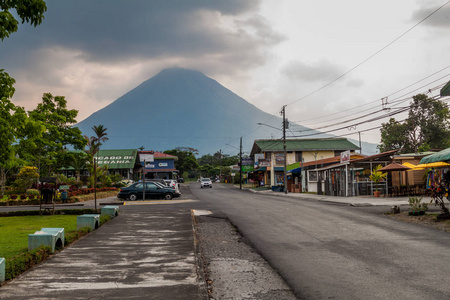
[60,149,179,182]
[139,151,179,180]
[250,138,360,188]
[61,149,142,181]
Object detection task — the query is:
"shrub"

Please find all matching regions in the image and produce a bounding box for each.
[408,196,428,212]
[100,214,111,226]
[65,227,91,245]
[9,194,17,200]
[19,194,27,200]
[26,189,40,197]
[5,247,52,280]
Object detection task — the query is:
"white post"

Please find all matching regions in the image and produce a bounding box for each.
[270,152,275,187]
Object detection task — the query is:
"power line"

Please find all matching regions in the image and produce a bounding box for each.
[284,1,450,107]
[292,66,450,125]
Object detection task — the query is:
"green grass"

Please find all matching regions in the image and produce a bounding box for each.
[0,215,78,259]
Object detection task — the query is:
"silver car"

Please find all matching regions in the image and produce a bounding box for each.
[200,178,212,188]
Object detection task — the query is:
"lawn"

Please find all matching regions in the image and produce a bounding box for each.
[0,215,78,259]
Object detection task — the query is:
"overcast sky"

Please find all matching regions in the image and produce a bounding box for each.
[1,0,449,146]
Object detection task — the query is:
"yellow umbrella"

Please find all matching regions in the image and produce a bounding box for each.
[402,162,418,170]
[415,162,450,169]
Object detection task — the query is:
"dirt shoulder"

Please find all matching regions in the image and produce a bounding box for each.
[387,210,450,232]
[193,214,296,300]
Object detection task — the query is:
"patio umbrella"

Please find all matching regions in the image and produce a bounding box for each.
[379,162,411,172]
[379,162,411,187]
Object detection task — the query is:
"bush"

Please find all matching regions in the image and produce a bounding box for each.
[5,247,52,280]
[26,189,40,197]
[65,227,91,245]
[100,214,111,226]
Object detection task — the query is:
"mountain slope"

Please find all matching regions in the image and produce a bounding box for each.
[75,68,377,155]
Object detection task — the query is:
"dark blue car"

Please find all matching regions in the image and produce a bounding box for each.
[117,182,181,201]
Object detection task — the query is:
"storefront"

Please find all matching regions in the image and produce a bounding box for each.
[139,151,178,180]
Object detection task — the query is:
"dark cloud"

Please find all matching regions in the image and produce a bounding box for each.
[0,0,280,66]
[411,3,450,28]
[281,60,345,83]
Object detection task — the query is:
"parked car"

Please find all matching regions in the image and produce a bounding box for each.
[117,182,180,201]
[177,177,184,183]
[164,179,179,190]
[200,178,212,188]
[147,179,169,186]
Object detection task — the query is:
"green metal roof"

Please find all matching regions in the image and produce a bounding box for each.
[252,138,359,154]
[441,80,450,97]
[420,147,450,164]
[95,149,138,169]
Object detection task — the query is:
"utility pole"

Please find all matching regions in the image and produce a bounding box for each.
[281,105,288,194]
[240,137,242,190]
[219,149,222,182]
[143,159,146,200]
[358,131,362,154]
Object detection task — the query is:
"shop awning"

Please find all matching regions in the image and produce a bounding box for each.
[254,167,285,172]
[420,148,450,164]
[287,167,302,174]
[441,80,450,97]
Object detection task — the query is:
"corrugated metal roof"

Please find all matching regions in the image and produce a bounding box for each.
[253,138,359,153]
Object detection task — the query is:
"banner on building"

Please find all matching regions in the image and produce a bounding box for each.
[340,150,350,164]
[275,153,285,165]
[254,153,264,168]
[259,159,271,167]
[140,154,154,162]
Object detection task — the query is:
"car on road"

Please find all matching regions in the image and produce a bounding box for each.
[177,177,184,183]
[200,178,212,188]
[117,182,181,201]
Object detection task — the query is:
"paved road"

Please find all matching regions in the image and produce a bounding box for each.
[190,183,450,300]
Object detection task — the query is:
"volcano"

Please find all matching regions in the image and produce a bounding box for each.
[75,68,376,155]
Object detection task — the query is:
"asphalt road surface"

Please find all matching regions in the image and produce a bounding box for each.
[189,183,450,300]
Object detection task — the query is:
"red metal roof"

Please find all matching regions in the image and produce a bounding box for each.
[139,151,178,160]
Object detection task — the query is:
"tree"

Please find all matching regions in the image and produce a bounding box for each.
[379,94,450,153]
[13,166,39,192]
[22,93,85,176]
[0,70,42,197]
[378,118,409,153]
[67,151,88,185]
[164,147,199,175]
[0,0,47,40]
[88,125,108,210]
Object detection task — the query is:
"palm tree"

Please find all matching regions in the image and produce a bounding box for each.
[89,125,108,210]
[68,152,88,185]
[91,125,109,149]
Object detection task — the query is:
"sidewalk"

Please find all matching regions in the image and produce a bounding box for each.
[0,207,205,299]
[248,187,436,207]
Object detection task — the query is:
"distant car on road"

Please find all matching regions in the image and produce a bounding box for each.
[177,177,184,183]
[200,178,212,188]
[117,182,180,201]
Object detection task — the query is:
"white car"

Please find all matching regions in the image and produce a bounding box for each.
[164,179,179,190]
[200,178,212,188]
